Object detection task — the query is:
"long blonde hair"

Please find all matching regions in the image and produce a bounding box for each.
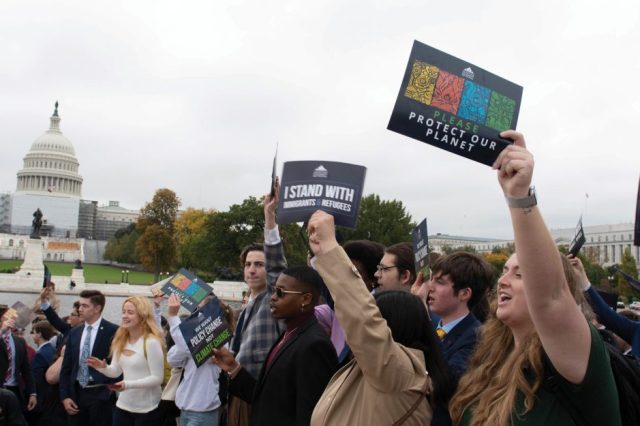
[449,254,584,426]
[110,296,165,358]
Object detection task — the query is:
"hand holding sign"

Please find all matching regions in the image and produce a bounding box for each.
[167,294,181,317]
[265,177,280,230]
[307,211,340,256]
[492,130,533,199]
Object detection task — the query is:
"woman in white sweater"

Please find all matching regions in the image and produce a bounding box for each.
[87,296,165,425]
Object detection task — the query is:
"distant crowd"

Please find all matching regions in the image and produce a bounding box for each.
[1,131,632,425]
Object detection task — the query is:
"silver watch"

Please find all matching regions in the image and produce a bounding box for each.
[506,186,537,209]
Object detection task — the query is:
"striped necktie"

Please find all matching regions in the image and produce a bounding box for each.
[3,334,12,384]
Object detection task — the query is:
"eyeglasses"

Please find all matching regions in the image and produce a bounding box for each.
[274,287,305,299]
[376,264,399,272]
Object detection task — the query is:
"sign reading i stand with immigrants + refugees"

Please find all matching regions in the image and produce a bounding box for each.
[161,268,213,313]
[388,40,523,166]
[412,218,429,275]
[277,161,367,228]
[179,296,233,367]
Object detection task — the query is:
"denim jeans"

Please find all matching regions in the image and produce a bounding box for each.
[179,408,220,426]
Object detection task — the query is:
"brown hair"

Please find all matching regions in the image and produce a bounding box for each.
[33,321,57,341]
[79,290,106,313]
[430,252,494,310]
[385,242,416,284]
[240,243,264,266]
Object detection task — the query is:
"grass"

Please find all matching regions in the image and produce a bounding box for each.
[0,259,155,285]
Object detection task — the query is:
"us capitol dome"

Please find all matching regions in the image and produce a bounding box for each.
[8,102,83,236]
[16,102,83,197]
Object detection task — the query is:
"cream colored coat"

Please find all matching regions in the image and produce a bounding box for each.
[311,247,432,426]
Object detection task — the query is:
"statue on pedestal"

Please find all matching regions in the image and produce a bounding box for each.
[31,208,43,239]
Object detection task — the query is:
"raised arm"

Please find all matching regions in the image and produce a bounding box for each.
[570,256,638,347]
[264,178,287,291]
[308,211,427,392]
[494,131,590,384]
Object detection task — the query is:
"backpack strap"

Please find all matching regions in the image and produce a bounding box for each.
[392,375,430,426]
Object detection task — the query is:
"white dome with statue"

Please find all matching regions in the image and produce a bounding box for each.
[16,102,83,197]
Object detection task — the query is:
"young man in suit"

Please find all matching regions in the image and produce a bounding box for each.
[0,307,37,415]
[426,252,493,387]
[214,266,338,425]
[59,290,118,426]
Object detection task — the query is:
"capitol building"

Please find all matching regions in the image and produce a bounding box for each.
[0,103,138,262]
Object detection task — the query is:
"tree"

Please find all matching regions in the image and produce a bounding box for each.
[104,223,139,264]
[136,224,176,281]
[195,196,308,279]
[616,247,640,301]
[483,252,508,284]
[339,194,415,246]
[442,245,477,255]
[136,188,181,281]
[176,207,214,270]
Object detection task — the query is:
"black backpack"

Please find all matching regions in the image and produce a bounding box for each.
[604,342,640,426]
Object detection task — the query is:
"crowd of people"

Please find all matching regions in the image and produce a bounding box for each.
[0,131,631,425]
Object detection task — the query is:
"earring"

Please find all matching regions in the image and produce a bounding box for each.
[300,304,306,312]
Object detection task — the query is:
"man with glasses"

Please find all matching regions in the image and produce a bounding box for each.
[214,265,337,425]
[373,242,416,293]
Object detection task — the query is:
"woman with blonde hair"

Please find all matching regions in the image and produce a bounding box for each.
[88,296,165,425]
[448,131,620,426]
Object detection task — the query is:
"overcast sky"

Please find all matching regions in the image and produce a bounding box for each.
[1,0,638,240]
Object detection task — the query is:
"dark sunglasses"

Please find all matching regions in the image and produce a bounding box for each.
[274,287,306,299]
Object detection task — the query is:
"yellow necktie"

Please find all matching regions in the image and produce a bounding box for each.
[436,328,447,340]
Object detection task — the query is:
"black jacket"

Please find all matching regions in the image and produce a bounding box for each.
[230,317,337,426]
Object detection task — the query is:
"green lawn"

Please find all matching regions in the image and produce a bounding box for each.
[0,260,155,285]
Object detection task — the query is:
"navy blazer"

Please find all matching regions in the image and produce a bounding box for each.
[0,334,36,396]
[43,306,71,338]
[230,317,338,426]
[59,318,118,402]
[32,342,56,410]
[440,313,481,387]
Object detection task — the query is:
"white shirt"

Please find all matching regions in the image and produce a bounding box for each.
[97,336,164,413]
[167,315,222,412]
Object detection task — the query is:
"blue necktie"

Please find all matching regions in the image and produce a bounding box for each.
[78,325,93,387]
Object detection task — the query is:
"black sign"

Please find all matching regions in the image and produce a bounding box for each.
[277,161,367,228]
[178,297,232,367]
[161,268,213,313]
[388,41,523,166]
[411,218,429,274]
[568,217,586,256]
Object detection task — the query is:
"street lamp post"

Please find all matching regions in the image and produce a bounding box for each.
[121,270,125,284]
[125,270,130,284]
